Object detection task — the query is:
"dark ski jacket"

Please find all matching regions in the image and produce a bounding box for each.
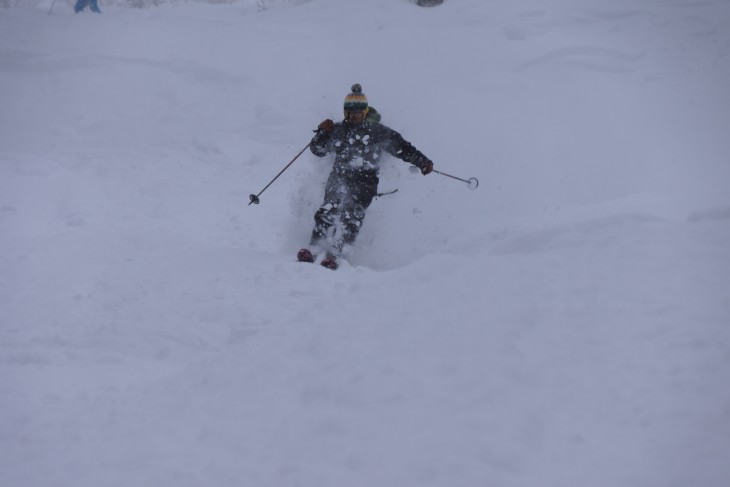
[310,119,430,178]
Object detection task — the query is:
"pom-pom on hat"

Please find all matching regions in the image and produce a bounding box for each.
[344,84,368,112]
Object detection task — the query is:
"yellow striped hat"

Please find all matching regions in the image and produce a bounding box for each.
[344,84,368,112]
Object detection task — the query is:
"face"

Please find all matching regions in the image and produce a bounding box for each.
[345,109,367,125]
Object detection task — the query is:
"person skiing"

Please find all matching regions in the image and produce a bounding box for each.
[74,0,101,13]
[297,84,434,270]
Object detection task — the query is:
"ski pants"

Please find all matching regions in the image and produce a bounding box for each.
[310,170,378,256]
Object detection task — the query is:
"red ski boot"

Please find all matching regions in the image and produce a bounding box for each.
[297,248,314,263]
[320,255,338,270]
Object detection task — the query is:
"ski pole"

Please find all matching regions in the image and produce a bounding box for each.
[249,142,310,205]
[432,169,479,190]
[409,164,479,190]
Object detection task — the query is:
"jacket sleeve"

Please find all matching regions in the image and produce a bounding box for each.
[310,128,332,157]
[379,125,430,168]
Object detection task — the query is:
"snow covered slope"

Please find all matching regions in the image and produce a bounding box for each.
[2,1,730,486]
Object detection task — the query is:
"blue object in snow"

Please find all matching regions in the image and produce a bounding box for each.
[74,0,101,13]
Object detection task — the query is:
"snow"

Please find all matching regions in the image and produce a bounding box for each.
[2,0,730,485]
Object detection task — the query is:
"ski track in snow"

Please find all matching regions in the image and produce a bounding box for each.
[2,1,730,486]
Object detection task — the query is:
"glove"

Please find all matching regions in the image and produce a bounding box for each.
[318,119,334,133]
[419,159,433,175]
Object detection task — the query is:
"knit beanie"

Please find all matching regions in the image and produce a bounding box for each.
[344,84,368,112]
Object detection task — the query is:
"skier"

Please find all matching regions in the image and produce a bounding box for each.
[74,0,101,13]
[297,84,434,270]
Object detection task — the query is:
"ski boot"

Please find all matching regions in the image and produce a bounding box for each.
[297,248,315,263]
[320,255,338,270]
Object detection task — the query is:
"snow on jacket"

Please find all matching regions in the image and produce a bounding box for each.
[310,120,430,177]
